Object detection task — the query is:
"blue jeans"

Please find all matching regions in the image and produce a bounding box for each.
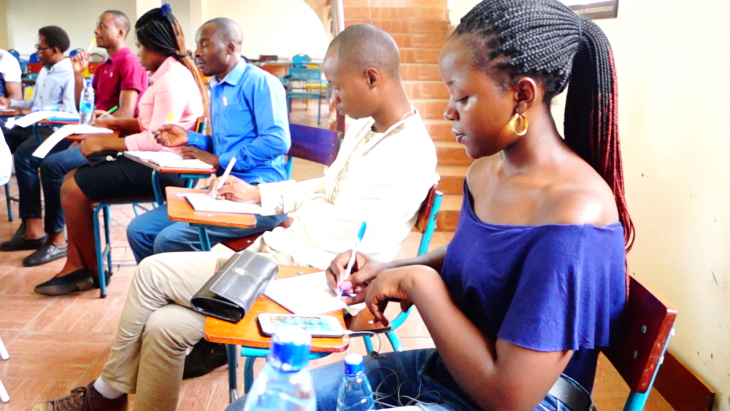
[226,349,580,411]
[14,142,88,234]
[126,204,288,263]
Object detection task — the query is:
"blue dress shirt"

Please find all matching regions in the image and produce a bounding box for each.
[187,59,290,184]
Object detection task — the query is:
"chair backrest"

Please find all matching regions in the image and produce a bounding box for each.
[292,53,311,67]
[194,116,208,134]
[29,52,39,63]
[69,48,83,57]
[287,123,339,166]
[7,49,19,60]
[26,62,43,75]
[259,55,278,62]
[603,276,677,394]
[415,184,443,256]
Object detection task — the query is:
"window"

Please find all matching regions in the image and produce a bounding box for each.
[559,0,619,19]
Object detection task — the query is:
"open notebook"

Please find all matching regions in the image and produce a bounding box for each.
[125,151,214,170]
[263,272,348,315]
[185,193,263,214]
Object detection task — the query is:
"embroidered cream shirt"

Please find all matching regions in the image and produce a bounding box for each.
[257,110,438,269]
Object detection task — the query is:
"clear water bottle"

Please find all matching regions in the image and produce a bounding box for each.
[79,79,95,125]
[336,354,374,411]
[243,326,316,411]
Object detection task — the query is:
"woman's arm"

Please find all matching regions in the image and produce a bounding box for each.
[358,266,573,411]
[95,116,142,133]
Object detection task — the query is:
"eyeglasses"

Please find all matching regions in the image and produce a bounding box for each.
[34,45,52,52]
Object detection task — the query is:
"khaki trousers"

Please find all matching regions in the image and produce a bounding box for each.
[101,237,309,411]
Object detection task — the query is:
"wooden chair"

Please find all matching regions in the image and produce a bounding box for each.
[0,336,9,403]
[604,276,677,411]
[221,123,340,252]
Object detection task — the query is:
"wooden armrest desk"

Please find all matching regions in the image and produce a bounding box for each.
[204,264,389,353]
[165,187,257,229]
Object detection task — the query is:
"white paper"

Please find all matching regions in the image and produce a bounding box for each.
[32,125,114,159]
[184,193,263,214]
[15,111,80,128]
[264,272,347,315]
[125,151,214,170]
[4,117,14,129]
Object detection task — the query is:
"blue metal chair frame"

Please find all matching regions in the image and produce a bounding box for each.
[623,327,674,411]
[285,67,324,124]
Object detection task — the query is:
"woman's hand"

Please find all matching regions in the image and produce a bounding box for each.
[79,136,109,157]
[326,251,388,295]
[345,266,439,326]
[208,175,261,203]
[155,124,189,147]
[93,115,115,128]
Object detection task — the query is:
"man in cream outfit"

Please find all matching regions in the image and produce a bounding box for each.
[29,24,437,411]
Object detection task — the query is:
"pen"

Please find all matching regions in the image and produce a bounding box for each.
[339,222,367,298]
[96,105,117,120]
[86,38,96,53]
[213,157,237,197]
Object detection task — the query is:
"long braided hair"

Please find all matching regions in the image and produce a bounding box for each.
[454,0,635,252]
[136,4,210,132]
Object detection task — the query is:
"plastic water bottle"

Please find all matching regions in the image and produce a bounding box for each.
[79,79,95,125]
[243,326,316,411]
[336,354,374,411]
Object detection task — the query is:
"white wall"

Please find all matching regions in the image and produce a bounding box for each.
[450,0,730,409]
[5,0,137,57]
[205,0,328,60]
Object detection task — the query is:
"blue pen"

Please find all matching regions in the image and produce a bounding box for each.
[339,222,367,297]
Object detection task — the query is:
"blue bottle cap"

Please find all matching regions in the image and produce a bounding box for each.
[268,326,312,373]
[344,353,364,376]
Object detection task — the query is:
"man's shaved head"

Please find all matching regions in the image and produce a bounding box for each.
[103,10,131,38]
[204,17,243,49]
[328,24,400,78]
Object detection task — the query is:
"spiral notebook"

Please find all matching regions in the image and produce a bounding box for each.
[263,272,347,315]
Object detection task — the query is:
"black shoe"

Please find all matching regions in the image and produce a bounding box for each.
[183,339,229,379]
[1,233,47,251]
[34,269,95,296]
[10,220,26,241]
[22,241,68,267]
[93,270,112,289]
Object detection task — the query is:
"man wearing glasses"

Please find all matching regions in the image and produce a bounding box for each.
[0,26,75,152]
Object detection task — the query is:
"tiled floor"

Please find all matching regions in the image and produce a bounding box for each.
[0,101,673,410]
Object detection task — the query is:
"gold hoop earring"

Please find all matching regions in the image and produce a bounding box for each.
[509,113,528,136]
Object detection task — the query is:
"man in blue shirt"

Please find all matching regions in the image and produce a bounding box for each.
[126,18,290,262]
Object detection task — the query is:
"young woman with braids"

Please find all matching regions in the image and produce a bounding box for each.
[288,1,632,410]
[33,4,208,296]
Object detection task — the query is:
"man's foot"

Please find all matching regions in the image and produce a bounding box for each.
[0,232,47,251]
[34,269,94,296]
[183,339,229,379]
[27,381,127,411]
[22,241,68,267]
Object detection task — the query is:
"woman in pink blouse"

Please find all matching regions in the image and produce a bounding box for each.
[34,4,210,296]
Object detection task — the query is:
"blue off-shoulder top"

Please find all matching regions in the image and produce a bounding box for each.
[440,182,627,391]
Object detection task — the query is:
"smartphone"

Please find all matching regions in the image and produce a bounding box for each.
[258,313,345,338]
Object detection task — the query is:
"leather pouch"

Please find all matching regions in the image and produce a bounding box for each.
[191,250,279,323]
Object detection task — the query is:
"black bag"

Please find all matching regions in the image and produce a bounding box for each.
[190,250,279,323]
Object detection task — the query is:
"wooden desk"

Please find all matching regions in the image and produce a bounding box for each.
[39,118,79,126]
[66,131,120,142]
[165,186,257,229]
[0,108,19,117]
[124,152,217,177]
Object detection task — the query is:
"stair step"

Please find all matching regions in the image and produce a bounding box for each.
[404,81,449,100]
[346,19,450,34]
[400,48,442,64]
[424,119,453,141]
[435,194,461,231]
[435,141,472,166]
[436,165,468,195]
[391,33,449,49]
[412,99,448,120]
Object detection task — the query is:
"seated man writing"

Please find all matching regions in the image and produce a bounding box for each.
[3,10,148,266]
[125,17,290,262]
[28,24,437,411]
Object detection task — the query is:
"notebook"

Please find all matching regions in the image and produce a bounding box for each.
[185,193,263,214]
[263,271,347,315]
[125,151,215,170]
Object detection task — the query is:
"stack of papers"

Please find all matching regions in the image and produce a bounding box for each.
[263,272,347,315]
[184,193,263,214]
[32,125,114,158]
[125,151,215,170]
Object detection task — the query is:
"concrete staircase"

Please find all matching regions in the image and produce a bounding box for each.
[343,0,468,231]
